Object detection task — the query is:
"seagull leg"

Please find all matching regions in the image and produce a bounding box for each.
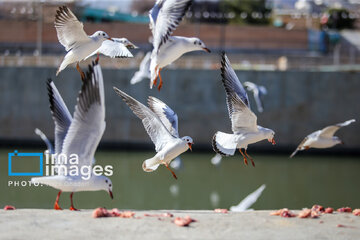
[244,149,255,167]
[54,190,62,210]
[164,162,177,180]
[69,192,79,211]
[76,62,85,81]
[95,52,100,63]
[152,65,159,87]
[239,149,248,165]
[157,68,163,91]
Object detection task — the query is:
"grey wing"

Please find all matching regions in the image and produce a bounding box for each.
[290,136,309,158]
[47,79,73,155]
[150,0,192,53]
[130,52,151,85]
[221,53,257,133]
[113,88,176,152]
[34,128,54,154]
[148,96,179,137]
[61,62,105,170]
[54,6,89,51]
[320,119,356,138]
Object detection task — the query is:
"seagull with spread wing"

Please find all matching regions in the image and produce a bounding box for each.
[149,0,210,90]
[243,81,267,113]
[212,53,276,167]
[290,119,356,158]
[113,88,193,179]
[54,6,134,77]
[32,61,113,211]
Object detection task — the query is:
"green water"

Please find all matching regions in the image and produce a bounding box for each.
[1,149,359,210]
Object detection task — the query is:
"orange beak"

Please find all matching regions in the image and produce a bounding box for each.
[188,143,193,151]
[109,190,113,199]
[270,138,276,145]
[203,47,211,53]
[107,38,114,41]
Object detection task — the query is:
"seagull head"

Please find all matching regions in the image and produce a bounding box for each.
[191,38,211,53]
[117,38,138,49]
[95,175,113,199]
[264,129,276,145]
[94,31,113,41]
[181,136,194,151]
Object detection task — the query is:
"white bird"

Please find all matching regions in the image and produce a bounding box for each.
[130,51,152,85]
[290,119,356,158]
[212,53,276,167]
[210,153,222,167]
[243,81,267,113]
[113,88,193,179]
[230,184,266,212]
[55,6,133,76]
[32,61,113,210]
[35,128,54,155]
[149,0,210,90]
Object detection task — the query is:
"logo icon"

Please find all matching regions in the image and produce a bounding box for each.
[8,150,43,176]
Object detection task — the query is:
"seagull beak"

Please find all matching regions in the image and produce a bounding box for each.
[203,47,211,53]
[340,141,344,145]
[126,44,138,49]
[271,138,276,145]
[109,190,114,199]
[188,143,193,151]
[107,38,114,42]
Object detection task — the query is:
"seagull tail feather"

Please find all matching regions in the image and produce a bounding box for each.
[212,131,237,156]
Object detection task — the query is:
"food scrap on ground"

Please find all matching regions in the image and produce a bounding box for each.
[337,207,352,213]
[324,208,334,214]
[298,209,311,218]
[3,205,16,210]
[214,209,228,213]
[311,205,324,213]
[353,209,360,216]
[270,208,296,218]
[173,216,197,227]
[92,208,135,218]
[144,213,174,218]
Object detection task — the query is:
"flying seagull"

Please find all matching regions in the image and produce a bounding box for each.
[243,81,267,113]
[149,0,210,90]
[54,6,134,77]
[212,53,276,167]
[113,88,193,179]
[130,51,152,85]
[290,119,356,158]
[32,61,113,210]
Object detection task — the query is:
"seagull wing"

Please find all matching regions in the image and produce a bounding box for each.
[130,52,151,85]
[47,79,73,155]
[221,53,257,133]
[290,137,308,158]
[230,184,266,212]
[61,62,106,170]
[34,128,54,154]
[54,6,89,51]
[85,40,134,60]
[113,88,177,152]
[319,119,356,138]
[148,96,179,137]
[149,0,192,53]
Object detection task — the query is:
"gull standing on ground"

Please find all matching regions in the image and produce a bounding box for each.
[32,61,113,210]
[230,184,266,212]
[113,88,193,179]
[130,51,152,85]
[290,119,356,158]
[149,0,210,90]
[243,81,268,113]
[212,53,276,167]
[54,6,134,77]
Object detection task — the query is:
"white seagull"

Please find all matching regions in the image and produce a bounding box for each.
[55,6,133,77]
[230,184,266,212]
[212,53,276,167]
[243,81,267,113]
[290,119,356,158]
[130,51,152,85]
[32,61,113,210]
[113,88,193,179]
[149,0,210,90]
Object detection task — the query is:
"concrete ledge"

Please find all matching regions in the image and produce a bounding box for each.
[1,209,359,240]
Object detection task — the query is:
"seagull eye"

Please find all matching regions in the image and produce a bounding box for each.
[105,180,108,183]
[109,184,112,187]
[102,33,105,36]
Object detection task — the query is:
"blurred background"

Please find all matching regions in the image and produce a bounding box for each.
[0,0,359,210]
